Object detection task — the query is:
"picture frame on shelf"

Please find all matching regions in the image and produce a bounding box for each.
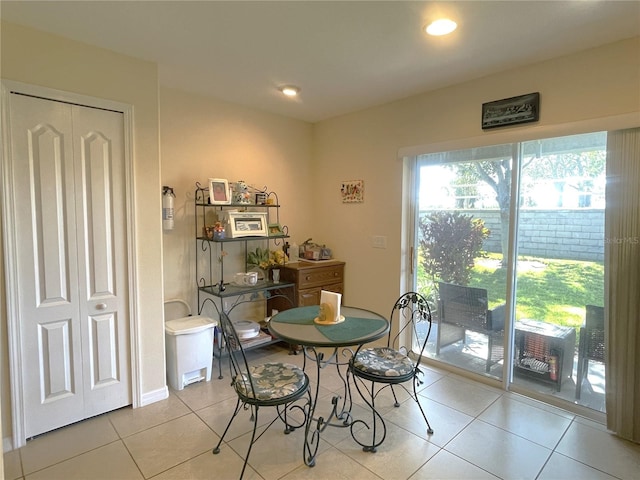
[227,211,269,238]
[268,223,284,236]
[208,178,231,205]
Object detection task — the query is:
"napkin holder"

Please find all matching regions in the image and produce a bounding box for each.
[314,290,345,325]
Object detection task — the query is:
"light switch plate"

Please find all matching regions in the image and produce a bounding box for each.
[371,235,387,249]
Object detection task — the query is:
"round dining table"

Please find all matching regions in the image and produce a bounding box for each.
[268,304,389,467]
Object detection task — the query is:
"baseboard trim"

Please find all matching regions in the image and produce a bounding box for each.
[3,435,15,453]
[140,386,169,407]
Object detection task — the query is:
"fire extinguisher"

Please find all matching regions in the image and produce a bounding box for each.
[162,186,175,230]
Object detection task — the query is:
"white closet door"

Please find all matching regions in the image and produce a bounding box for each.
[71,104,131,419]
[8,93,131,438]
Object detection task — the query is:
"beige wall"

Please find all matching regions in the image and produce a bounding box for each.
[159,87,314,311]
[312,37,640,317]
[1,21,164,443]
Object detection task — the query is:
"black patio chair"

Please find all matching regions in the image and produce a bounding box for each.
[349,292,434,452]
[575,305,605,400]
[212,313,311,479]
[436,282,505,373]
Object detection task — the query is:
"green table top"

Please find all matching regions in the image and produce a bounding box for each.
[268,305,389,347]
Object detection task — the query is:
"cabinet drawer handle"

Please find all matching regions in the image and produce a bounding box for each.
[96,303,107,310]
[305,275,311,280]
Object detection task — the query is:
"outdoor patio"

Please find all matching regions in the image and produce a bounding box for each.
[424,323,605,413]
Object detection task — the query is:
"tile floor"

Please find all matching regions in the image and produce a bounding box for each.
[4,344,639,480]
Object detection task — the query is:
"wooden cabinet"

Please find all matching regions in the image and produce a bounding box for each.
[268,260,345,311]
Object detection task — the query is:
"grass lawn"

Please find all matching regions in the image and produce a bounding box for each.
[468,253,604,329]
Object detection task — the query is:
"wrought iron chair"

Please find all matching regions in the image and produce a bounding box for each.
[436,282,505,373]
[212,312,311,479]
[575,305,605,400]
[349,292,434,452]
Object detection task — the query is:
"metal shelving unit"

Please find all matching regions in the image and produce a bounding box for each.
[193,183,295,375]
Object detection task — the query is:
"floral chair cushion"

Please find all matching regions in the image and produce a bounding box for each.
[353,347,414,378]
[234,362,306,401]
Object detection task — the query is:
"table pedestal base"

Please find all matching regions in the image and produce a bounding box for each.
[302,346,357,466]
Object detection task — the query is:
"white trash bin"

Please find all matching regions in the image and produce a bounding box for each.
[165,315,216,390]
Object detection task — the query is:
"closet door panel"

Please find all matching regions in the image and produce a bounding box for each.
[9,93,84,437]
[72,105,130,414]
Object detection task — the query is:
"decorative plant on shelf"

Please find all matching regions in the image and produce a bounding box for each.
[247,247,288,271]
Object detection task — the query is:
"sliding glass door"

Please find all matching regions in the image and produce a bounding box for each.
[511,133,606,411]
[416,145,513,381]
[414,132,606,412]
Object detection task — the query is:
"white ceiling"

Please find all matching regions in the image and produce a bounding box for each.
[2,1,639,122]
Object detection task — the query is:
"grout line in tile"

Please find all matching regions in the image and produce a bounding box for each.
[115,438,146,480]
[473,417,557,452]
[438,448,502,479]
[21,439,126,479]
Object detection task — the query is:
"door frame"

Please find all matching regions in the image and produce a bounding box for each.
[1,80,140,447]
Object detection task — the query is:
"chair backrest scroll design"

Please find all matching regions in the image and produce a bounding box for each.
[218,312,257,400]
[389,292,433,361]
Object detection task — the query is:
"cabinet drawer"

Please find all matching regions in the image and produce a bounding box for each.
[321,282,343,296]
[297,282,343,306]
[296,265,344,289]
[298,289,321,306]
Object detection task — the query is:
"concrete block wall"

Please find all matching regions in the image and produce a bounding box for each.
[423,209,605,263]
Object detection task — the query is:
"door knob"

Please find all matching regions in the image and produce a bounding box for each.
[96,303,107,310]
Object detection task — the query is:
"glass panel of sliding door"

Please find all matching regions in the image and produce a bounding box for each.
[417,145,513,380]
[510,132,606,412]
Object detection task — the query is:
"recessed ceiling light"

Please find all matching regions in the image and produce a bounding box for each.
[279,85,301,97]
[425,18,457,36]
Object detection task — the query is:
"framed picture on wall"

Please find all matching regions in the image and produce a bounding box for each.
[340,180,364,203]
[341,179,364,203]
[481,92,540,129]
[208,178,231,205]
